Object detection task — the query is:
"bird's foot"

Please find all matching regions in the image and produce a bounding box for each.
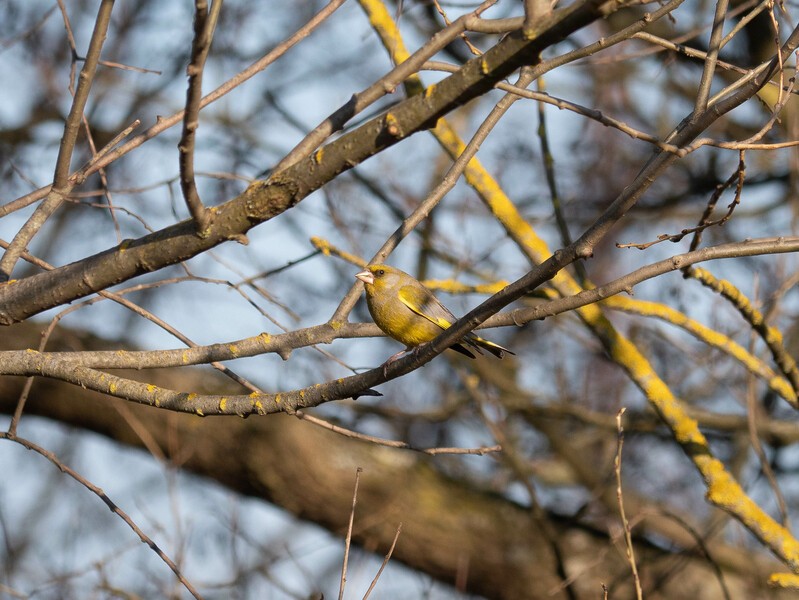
[381,345,425,377]
[382,349,405,377]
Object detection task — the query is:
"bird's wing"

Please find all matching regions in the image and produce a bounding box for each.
[398,284,456,330]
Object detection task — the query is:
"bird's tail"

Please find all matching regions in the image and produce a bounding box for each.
[465,334,514,359]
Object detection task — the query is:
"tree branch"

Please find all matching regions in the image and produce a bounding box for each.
[0,0,623,325]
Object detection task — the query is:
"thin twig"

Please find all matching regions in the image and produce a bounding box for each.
[689,151,745,251]
[432,0,482,56]
[535,74,586,282]
[618,151,746,250]
[720,0,771,49]
[695,0,730,112]
[362,523,402,600]
[0,237,262,416]
[0,431,204,600]
[339,467,363,600]
[614,409,643,600]
[179,0,223,232]
[423,61,684,155]
[294,411,501,455]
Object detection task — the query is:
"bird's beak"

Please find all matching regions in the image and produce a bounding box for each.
[355,270,374,285]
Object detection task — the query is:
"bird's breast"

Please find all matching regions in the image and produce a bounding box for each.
[367,292,444,347]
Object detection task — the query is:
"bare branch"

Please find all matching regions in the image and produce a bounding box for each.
[694,0,729,112]
[178,0,223,233]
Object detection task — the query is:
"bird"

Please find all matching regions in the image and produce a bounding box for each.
[355,264,514,360]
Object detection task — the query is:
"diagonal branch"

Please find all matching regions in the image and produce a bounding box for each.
[3,236,798,415]
[0,0,622,326]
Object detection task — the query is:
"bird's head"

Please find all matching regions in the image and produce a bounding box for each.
[355,264,402,293]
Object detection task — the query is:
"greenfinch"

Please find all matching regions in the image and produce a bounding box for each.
[355,264,514,359]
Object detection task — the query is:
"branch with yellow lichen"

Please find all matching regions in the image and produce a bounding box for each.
[357,0,799,575]
[686,265,799,395]
[0,236,791,372]
[604,295,796,406]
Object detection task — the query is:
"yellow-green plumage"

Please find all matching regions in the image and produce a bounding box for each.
[355,264,513,359]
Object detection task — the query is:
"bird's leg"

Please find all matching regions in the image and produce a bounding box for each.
[381,344,426,377]
[382,348,407,377]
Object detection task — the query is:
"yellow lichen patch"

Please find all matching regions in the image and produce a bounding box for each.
[147,384,157,394]
[182,350,190,364]
[592,319,708,446]
[652,386,705,443]
[310,237,365,266]
[313,148,324,164]
[329,320,343,331]
[195,408,204,416]
[769,573,799,589]
[254,399,264,414]
[480,56,491,75]
[311,236,331,255]
[228,344,240,357]
[424,83,437,100]
[186,393,197,401]
[703,459,742,507]
[259,332,272,345]
[249,391,261,398]
[118,239,133,251]
[219,397,228,412]
[359,0,411,62]
[691,268,764,322]
[275,393,282,404]
[109,383,118,394]
[701,461,799,565]
[768,375,798,408]
[25,348,38,354]
[358,0,423,99]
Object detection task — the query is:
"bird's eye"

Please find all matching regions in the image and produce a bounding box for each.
[377,269,385,276]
